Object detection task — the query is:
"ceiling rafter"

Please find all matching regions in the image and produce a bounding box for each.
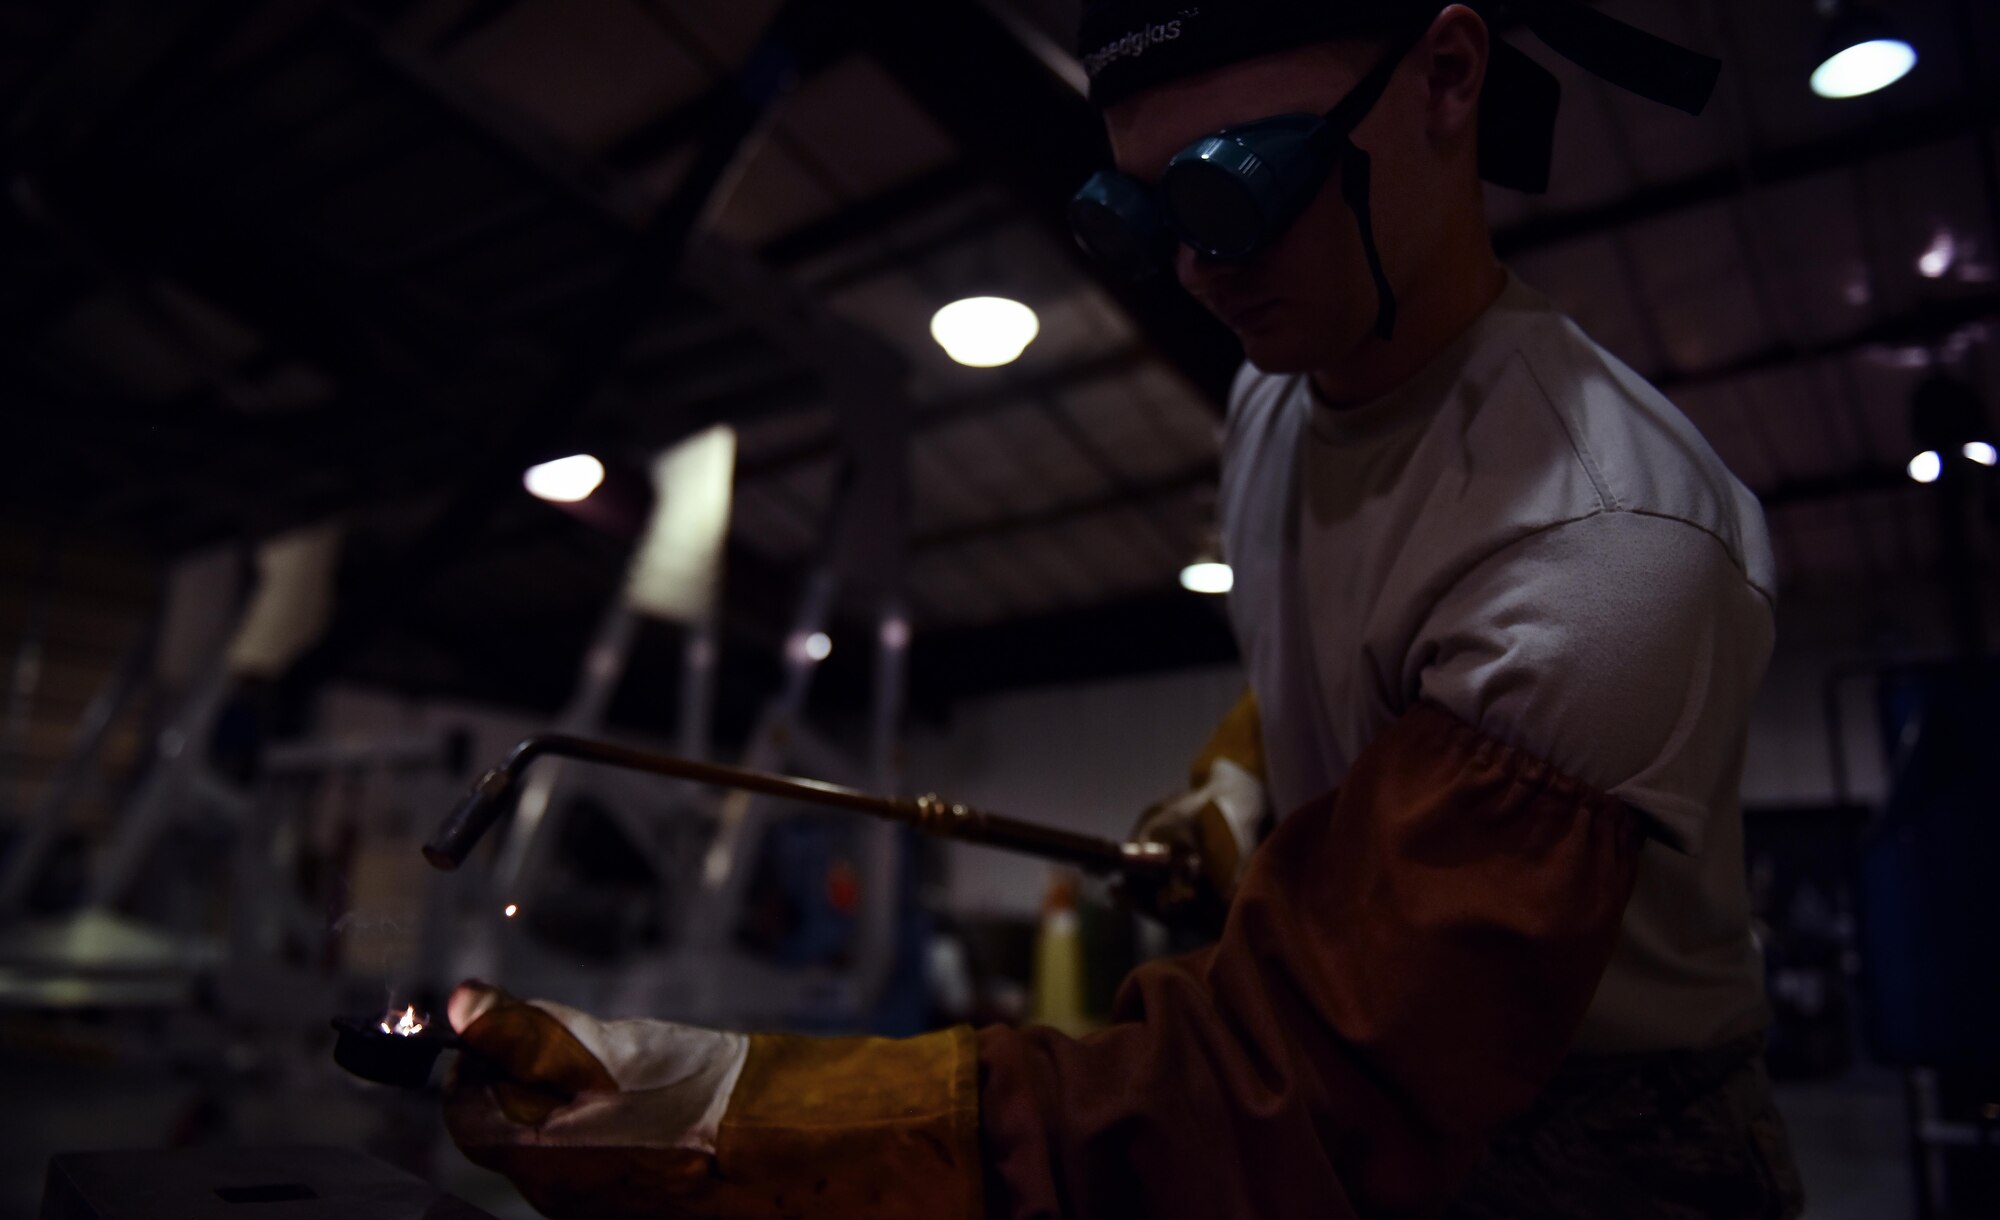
[426,0,525,57]
[914,462,1213,552]
[1656,289,2000,392]
[735,344,1152,481]
[603,78,737,172]
[1760,465,1907,510]
[1693,0,1889,584]
[800,200,1024,294]
[759,160,986,267]
[1495,92,2000,259]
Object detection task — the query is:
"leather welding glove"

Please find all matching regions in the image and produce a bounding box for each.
[443,982,979,1220]
[1116,689,1268,931]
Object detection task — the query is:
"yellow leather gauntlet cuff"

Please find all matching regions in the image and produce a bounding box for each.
[1190,688,1264,789]
[711,1027,983,1220]
[459,1026,981,1220]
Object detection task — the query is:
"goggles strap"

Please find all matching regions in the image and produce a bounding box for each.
[1311,21,1430,159]
[1337,141,1397,340]
[1306,22,1424,340]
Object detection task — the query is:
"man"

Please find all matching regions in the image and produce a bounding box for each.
[442,3,1804,1216]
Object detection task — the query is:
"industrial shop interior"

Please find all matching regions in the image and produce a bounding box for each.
[3,0,1998,1217]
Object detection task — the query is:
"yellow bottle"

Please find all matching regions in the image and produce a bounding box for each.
[1028,871,1091,1036]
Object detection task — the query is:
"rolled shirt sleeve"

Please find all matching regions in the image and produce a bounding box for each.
[1412,509,1775,856]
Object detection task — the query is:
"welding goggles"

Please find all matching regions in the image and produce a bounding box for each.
[1069,24,1423,338]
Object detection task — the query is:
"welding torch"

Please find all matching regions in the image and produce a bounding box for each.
[421,733,1191,892]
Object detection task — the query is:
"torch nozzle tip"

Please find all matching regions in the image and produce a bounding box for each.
[421,770,516,871]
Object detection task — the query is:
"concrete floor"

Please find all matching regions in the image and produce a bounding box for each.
[1,1023,1923,1220]
[1776,1073,1920,1220]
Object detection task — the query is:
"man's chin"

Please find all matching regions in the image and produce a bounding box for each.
[1235,318,1370,376]
[1235,329,1320,374]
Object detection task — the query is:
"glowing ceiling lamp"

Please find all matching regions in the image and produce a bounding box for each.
[787,632,833,663]
[880,617,910,649]
[931,297,1040,367]
[1910,375,1994,485]
[1179,561,1233,595]
[523,454,606,503]
[1810,3,1916,99]
[1917,230,1956,279]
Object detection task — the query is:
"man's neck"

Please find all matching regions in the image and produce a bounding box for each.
[1310,254,1508,408]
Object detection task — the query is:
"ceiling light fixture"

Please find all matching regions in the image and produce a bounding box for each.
[523,454,606,503]
[1810,2,1917,99]
[930,297,1040,367]
[1910,374,1992,486]
[1179,561,1233,595]
[1917,230,1956,279]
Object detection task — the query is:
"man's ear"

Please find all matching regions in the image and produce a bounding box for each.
[1423,4,1489,143]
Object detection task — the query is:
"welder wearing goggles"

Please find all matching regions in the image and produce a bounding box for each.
[442,3,1805,1216]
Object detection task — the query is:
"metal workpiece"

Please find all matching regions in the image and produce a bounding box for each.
[329,1014,460,1089]
[422,732,1181,884]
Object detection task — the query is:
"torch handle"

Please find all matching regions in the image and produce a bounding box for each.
[423,733,1182,885]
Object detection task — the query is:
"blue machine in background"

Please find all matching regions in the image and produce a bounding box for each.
[1853,661,2000,1217]
[735,815,933,1038]
[1858,663,2000,1073]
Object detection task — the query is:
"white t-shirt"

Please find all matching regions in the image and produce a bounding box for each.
[1221,273,1776,1054]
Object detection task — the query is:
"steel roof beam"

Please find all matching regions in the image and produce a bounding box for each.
[759,160,986,267]
[1656,290,2000,393]
[736,345,1151,481]
[1496,93,2000,259]
[914,463,1214,552]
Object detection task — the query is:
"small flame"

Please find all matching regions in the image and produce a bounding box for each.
[504,903,518,918]
[380,1005,425,1037]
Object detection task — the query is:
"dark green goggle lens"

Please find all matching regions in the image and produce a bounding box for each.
[1069,172,1171,278]
[1160,160,1269,260]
